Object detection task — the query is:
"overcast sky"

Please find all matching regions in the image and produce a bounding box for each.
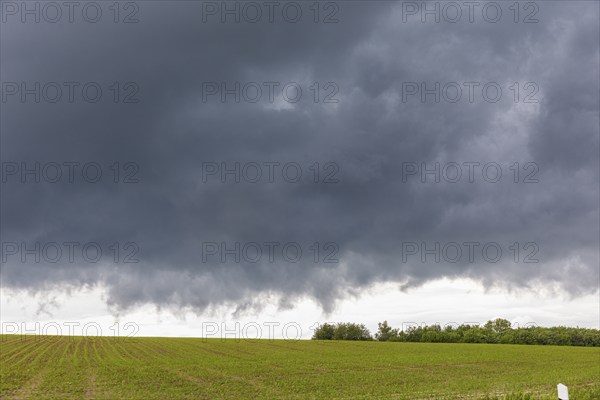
[1,1,598,336]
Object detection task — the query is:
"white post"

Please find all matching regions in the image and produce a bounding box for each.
[557,383,569,400]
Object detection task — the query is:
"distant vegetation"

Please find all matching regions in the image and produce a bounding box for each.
[312,318,600,346]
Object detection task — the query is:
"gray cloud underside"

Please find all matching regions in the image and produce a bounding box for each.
[1,1,598,313]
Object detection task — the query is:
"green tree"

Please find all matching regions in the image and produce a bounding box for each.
[484,318,512,334]
[333,323,373,341]
[312,323,335,340]
[375,321,399,342]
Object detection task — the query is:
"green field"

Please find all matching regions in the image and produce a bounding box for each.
[0,335,598,399]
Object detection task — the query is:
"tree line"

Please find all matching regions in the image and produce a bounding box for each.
[311,318,600,346]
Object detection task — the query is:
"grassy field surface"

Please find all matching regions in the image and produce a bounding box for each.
[0,335,598,399]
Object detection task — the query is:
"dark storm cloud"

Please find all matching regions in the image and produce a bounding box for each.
[1,1,598,313]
